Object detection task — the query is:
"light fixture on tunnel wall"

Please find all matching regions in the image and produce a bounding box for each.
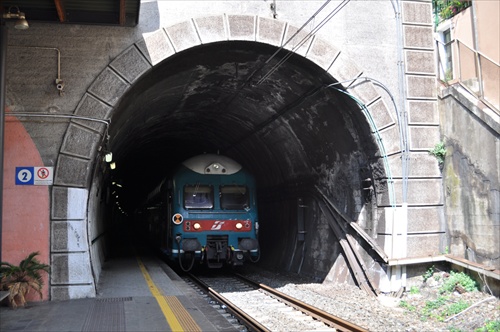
[110,162,116,170]
[104,152,113,163]
[2,6,29,30]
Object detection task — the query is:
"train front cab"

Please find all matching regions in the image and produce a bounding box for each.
[168,174,260,270]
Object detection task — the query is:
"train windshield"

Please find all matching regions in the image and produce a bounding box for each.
[220,185,250,210]
[184,185,214,209]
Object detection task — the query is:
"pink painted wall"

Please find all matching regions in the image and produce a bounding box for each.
[475,0,500,63]
[2,109,50,302]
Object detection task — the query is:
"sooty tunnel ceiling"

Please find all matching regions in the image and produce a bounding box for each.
[108,41,380,209]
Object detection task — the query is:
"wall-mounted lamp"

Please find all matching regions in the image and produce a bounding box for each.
[104,152,113,163]
[110,162,116,170]
[3,6,29,30]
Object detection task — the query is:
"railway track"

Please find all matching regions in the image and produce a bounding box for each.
[186,272,368,332]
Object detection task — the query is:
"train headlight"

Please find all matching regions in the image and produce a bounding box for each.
[193,223,201,230]
[235,222,243,230]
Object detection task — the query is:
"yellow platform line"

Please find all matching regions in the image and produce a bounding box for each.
[164,296,203,332]
[136,257,201,332]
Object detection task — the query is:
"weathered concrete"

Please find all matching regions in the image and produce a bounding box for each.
[439,84,499,268]
[2,1,448,300]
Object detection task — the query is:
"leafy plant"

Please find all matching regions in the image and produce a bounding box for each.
[443,300,469,316]
[426,296,448,310]
[409,286,420,294]
[0,252,50,308]
[423,265,435,282]
[434,0,471,20]
[421,296,449,320]
[439,271,478,294]
[475,320,500,332]
[400,300,416,311]
[429,141,447,165]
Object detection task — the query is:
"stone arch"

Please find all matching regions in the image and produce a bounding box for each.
[50,15,402,299]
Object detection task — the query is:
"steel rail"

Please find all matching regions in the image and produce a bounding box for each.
[187,273,271,332]
[234,273,369,332]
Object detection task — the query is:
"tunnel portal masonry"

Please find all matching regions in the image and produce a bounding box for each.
[4,4,448,300]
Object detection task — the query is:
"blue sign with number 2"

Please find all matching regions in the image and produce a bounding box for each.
[16,167,35,185]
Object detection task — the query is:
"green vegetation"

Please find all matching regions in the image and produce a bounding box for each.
[433,0,471,21]
[423,265,435,282]
[420,296,449,320]
[443,300,469,317]
[400,269,494,331]
[439,271,478,294]
[419,297,472,322]
[399,300,416,312]
[0,252,50,308]
[409,286,420,294]
[429,141,447,165]
[475,320,500,332]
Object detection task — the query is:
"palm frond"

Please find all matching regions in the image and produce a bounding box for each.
[1,252,50,307]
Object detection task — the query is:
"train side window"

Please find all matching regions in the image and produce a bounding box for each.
[184,185,214,209]
[220,185,250,210]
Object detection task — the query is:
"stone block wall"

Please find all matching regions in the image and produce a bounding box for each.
[4,1,445,299]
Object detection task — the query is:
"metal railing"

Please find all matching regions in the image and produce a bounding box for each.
[437,38,500,113]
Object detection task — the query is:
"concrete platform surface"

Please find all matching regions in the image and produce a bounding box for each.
[0,253,238,332]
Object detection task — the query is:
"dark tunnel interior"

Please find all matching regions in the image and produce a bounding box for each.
[105,41,384,275]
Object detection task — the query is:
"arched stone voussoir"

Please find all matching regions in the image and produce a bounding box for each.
[136,29,175,66]
[73,94,112,133]
[307,36,341,72]
[87,67,131,107]
[347,80,380,106]
[327,51,362,88]
[165,20,202,53]
[193,15,228,44]
[60,123,102,160]
[378,125,402,157]
[282,24,314,57]
[227,15,256,41]
[257,16,287,46]
[109,45,152,84]
[54,154,93,188]
[51,187,88,221]
[366,99,396,131]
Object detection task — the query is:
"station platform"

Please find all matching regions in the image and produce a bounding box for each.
[0,249,239,332]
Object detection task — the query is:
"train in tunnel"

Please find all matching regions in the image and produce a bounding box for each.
[139,153,260,271]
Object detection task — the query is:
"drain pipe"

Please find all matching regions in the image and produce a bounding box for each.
[0,23,7,262]
[390,0,409,293]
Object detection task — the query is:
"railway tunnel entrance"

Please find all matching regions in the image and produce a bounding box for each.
[100,39,388,288]
[51,15,409,300]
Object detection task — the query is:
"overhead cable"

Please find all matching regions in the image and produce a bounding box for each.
[255,0,351,86]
